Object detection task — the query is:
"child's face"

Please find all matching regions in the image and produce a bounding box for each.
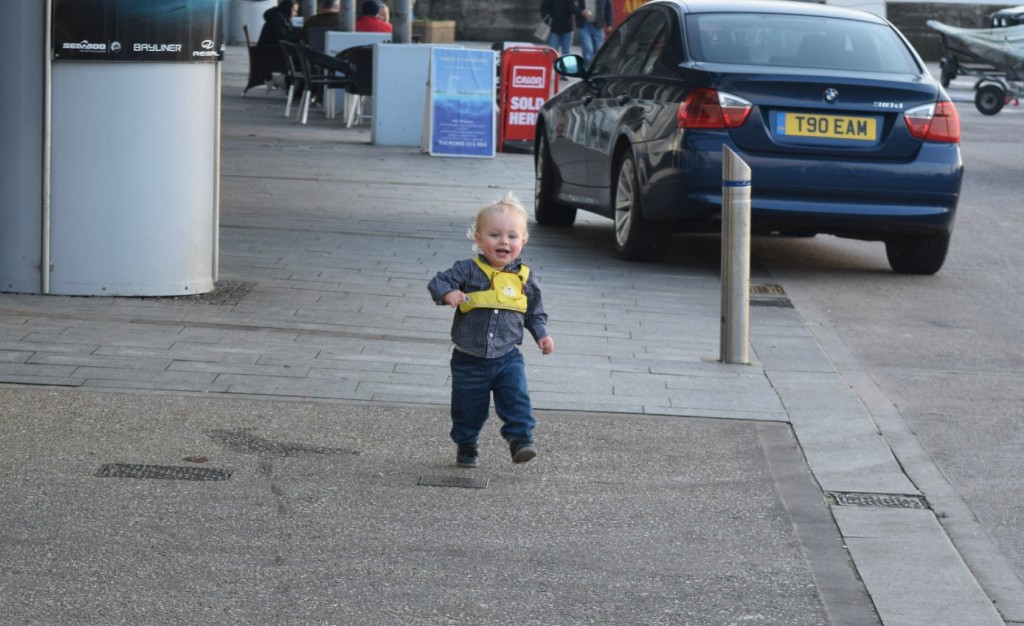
[475,211,527,268]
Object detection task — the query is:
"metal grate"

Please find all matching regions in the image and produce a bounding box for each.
[418,475,489,489]
[749,283,793,308]
[750,298,795,308]
[128,280,255,305]
[826,491,929,510]
[96,463,232,481]
[200,280,256,306]
[750,284,786,295]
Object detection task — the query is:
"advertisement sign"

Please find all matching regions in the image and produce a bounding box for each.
[498,47,558,152]
[426,48,496,158]
[52,0,224,62]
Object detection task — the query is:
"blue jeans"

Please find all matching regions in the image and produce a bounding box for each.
[577,22,605,67]
[548,31,573,57]
[449,348,536,445]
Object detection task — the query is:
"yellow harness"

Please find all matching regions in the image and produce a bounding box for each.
[458,257,530,314]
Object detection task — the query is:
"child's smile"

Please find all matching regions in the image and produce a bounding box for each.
[475,212,526,269]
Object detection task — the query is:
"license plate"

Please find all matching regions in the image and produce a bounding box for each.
[774,112,878,141]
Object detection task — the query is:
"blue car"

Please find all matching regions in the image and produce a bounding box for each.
[534,0,963,274]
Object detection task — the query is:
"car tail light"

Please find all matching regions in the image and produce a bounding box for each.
[677,88,753,129]
[904,100,960,143]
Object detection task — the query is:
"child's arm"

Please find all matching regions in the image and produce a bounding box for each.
[441,290,467,308]
[523,272,552,354]
[428,261,471,305]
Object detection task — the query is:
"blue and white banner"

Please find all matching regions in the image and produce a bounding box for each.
[427,48,496,158]
[52,0,224,62]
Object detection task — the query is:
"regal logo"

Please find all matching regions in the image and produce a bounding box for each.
[511,65,546,89]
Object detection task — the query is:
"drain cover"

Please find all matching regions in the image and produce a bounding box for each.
[750,298,794,308]
[96,463,232,481]
[201,280,256,306]
[750,284,786,295]
[749,284,793,308]
[129,280,255,305]
[418,475,489,489]
[826,491,929,510]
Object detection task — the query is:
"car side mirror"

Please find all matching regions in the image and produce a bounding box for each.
[554,54,586,78]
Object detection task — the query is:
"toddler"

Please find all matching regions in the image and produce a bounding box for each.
[428,192,554,467]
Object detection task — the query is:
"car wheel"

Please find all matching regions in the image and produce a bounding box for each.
[885,233,950,275]
[614,152,670,262]
[975,84,1005,116]
[534,133,577,226]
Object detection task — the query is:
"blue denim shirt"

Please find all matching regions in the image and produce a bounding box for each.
[428,256,549,359]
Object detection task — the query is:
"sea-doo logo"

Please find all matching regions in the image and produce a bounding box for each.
[512,65,546,89]
[110,41,122,53]
[63,40,106,52]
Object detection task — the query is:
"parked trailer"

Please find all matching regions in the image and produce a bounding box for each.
[928,20,1024,115]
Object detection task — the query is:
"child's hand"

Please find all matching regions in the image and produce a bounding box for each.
[442,290,467,308]
[537,336,554,355]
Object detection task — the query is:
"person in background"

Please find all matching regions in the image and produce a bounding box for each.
[257,0,301,45]
[378,1,391,23]
[355,0,393,32]
[301,0,342,45]
[540,0,588,57]
[578,0,612,67]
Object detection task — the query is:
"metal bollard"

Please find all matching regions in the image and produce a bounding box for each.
[720,146,751,365]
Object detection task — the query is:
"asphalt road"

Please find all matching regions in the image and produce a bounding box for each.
[749,80,1024,614]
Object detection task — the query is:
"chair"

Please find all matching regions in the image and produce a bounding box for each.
[279,40,308,119]
[303,46,354,122]
[337,45,375,128]
[283,41,353,124]
[242,24,288,96]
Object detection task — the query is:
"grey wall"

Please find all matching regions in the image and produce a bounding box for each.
[887,2,1012,60]
[415,0,540,43]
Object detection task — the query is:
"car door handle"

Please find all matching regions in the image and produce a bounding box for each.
[582,95,593,106]
[616,93,630,105]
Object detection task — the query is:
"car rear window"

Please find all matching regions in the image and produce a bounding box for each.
[686,13,921,74]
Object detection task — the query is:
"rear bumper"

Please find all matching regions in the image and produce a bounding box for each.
[672,191,956,238]
[637,135,963,239]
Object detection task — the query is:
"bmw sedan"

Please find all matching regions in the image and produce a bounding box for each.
[534,0,963,274]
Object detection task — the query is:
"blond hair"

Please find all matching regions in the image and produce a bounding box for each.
[466,191,529,250]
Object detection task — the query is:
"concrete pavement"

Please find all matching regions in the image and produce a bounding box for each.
[0,45,1015,624]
